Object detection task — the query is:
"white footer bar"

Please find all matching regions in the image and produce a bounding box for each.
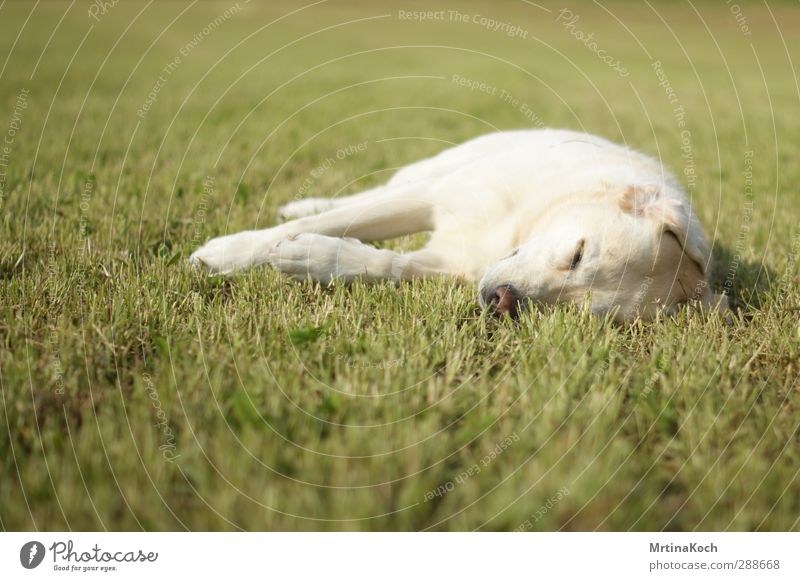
[1,533,798,580]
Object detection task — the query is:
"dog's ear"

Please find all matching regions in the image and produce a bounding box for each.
[619,185,709,277]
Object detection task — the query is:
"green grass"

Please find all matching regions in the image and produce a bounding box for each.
[1,0,799,531]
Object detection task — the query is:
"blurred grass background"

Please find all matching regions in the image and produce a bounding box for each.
[1,0,799,530]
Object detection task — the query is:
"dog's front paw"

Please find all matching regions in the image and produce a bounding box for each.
[267,234,385,283]
[190,230,279,275]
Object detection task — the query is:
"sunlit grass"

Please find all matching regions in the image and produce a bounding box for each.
[1,0,798,531]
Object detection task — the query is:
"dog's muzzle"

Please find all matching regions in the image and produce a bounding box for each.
[483,284,523,319]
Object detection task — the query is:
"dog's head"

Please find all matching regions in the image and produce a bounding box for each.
[478,185,714,321]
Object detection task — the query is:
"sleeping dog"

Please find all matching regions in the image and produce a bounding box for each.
[190,129,725,320]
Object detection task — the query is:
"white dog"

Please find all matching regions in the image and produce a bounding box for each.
[190,129,724,320]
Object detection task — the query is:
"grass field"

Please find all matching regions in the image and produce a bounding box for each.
[1,0,799,531]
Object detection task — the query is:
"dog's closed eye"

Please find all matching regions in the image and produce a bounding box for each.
[568,239,585,270]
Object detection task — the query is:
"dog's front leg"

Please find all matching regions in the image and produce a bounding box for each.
[267,234,446,283]
[190,181,435,275]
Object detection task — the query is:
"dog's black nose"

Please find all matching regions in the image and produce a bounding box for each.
[488,284,522,318]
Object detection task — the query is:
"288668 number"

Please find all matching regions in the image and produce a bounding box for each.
[736,560,780,570]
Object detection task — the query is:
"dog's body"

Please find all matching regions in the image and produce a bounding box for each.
[191,129,718,320]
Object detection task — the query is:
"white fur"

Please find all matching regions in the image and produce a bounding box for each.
[191,129,718,320]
